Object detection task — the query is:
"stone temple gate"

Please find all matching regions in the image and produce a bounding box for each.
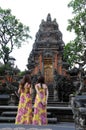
[27,13,65,83]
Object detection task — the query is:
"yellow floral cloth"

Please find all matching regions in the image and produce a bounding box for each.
[33,86,47,125]
[15,86,32,124]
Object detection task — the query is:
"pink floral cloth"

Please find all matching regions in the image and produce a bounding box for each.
[15,86,32,124]
[33,86,47,125]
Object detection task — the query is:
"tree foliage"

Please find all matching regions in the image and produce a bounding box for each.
[0,64,11,76]
[0,7,31,65]
[64,0,86,67]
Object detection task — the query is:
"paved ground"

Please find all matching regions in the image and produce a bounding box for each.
[0,123,75,130]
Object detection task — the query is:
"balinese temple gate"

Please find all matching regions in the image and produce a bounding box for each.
[27,14,66,102]
[27,14,65,82]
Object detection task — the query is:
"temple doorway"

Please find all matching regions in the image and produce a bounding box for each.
[44,58,53,83]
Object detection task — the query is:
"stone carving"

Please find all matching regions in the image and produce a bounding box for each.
[69,62,86,130]
[27,14,65,73]
[47,13,51,22]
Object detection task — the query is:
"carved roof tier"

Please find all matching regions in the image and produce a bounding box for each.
[27,14,65,71]
[33,13,65,52]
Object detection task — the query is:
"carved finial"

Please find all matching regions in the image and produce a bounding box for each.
[47,13,51,22]
[53,18,56,22]
[41,19,45,24]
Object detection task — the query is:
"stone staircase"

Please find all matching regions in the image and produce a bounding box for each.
[47,83,69,106]
[0,105,73,124]
[0,83,73,124]
[0,106,17,123]
[0,105,57,124]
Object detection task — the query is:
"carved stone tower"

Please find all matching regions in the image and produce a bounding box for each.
[27,14,65,83]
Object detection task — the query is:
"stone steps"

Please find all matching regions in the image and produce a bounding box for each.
[0,84,72,124]
[0,114,57,124]
[0,116,15,123]
[1,111,17,117]
[0,105,74,124]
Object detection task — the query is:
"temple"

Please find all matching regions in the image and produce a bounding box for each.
[27,13,66,83]
[0,14,86,126]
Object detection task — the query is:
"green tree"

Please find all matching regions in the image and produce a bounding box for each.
[64,0,86,67]
[0,7,31,65]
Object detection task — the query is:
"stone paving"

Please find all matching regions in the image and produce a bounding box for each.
[0,123,75,130]
[0,128,52,130]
